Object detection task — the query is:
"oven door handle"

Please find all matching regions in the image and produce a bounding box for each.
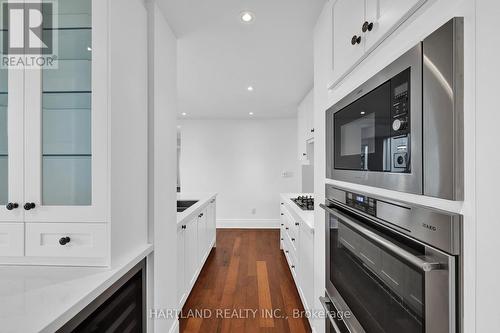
[320,204,442,272]
[319,297,343,333]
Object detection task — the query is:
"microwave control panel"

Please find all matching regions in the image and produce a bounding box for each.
[391,68,411,136]
[346,192,377,217]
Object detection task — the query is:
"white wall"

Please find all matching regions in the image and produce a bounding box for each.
[314,0,485,332]
[147,2,178,332]
[179,118,300,228]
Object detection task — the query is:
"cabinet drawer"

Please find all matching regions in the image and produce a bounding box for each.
[26,223,107,258]
[0,223,24,257]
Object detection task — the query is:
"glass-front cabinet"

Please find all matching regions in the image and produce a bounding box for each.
[0,15,23,223]
[0,0,108,224]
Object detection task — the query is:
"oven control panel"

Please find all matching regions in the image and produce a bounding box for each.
[346,192,377,216]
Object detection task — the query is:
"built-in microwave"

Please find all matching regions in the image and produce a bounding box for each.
[326,18,464,201]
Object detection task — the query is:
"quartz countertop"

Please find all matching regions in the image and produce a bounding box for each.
[177,192,217,225]
[280,193,314,231]
[0,244,153,333]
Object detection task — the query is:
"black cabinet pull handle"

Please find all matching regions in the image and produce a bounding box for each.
[285,250,289,253]
[6,203,19,210]
[181,225,187,230]
[59,237,71,246]
[292,265,295,269]
[281,223,284,226]
[295,222,300,226]
[291,238,295,242]
[286,227,289,230]
[199,213,204,218]
[302,153,307,156]
[351,35,361,45]
[362,21,374,32]
[24,202,36,211]
[310,128,315,133]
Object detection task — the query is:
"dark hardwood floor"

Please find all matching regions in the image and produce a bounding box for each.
[180,229,312,333]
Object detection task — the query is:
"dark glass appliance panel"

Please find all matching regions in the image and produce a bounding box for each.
[333,68,411,173]
[327,210,425,333]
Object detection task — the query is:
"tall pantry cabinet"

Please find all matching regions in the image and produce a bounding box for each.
[0,0,149,266]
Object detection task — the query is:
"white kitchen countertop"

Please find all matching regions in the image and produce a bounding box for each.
[0,244,153,333]
[177,192,218,225]
[280,193,314,231]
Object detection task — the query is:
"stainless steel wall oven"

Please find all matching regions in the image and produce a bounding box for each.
[320,185,462,333]
[326,18,464,200]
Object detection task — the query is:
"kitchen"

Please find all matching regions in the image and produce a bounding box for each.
[0,0,499,333]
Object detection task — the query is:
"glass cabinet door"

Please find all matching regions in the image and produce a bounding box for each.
[24,0,107,222]
[0,20,24,222]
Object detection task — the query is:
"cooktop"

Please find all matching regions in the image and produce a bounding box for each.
[292,196,314,211]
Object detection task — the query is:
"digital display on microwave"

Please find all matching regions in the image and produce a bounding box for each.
[394,82,408,96]
[356,196,365,203]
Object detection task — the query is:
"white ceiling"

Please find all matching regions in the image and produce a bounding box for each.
[158,0,325,119]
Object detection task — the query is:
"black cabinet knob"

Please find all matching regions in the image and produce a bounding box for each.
[302,153,307,156]
[291,265,295,269]
[286,227,289,230]
[310,128,315,133]
[6,203,19,210]
[198,213,204,218]
[291,238,295,242]
[351,35,361,45]
[59,237,71,245]
[181,225,187,230]
[295,222,300,226]
[24,202,36,211]
[362,21,374,32]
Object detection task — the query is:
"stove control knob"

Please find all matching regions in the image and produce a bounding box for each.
[392,118,407,132]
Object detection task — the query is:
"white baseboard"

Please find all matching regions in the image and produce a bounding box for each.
[217,219,279,229]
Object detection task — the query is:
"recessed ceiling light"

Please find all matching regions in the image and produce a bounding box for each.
[181,112,187,116]
[249,112,254,116]
[87,46,92,51]
[247,86,254,92]
[360,111,366,115]
[240,11,255,23]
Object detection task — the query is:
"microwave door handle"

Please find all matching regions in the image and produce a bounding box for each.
[319,204,442,272]
[319,297,343,333]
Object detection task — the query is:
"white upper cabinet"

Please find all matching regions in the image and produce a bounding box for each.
[331,0,366,84]
[364,0,426,50]
[0,62,23,223]
[329,0,427,88]
[23,0,107,223]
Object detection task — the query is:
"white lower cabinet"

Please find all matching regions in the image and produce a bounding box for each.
[0,223,24,257]
[177,223,186,309]
[280,200,315,323]
[298,222,315,311]
[185,217,198,287]
[197,211,207,263]
[177,199,217,309]
[25,223,107,258]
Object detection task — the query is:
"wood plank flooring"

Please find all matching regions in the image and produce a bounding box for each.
[180,229,312,333]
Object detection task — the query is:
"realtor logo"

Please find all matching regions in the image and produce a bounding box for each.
[1,1,57,68]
